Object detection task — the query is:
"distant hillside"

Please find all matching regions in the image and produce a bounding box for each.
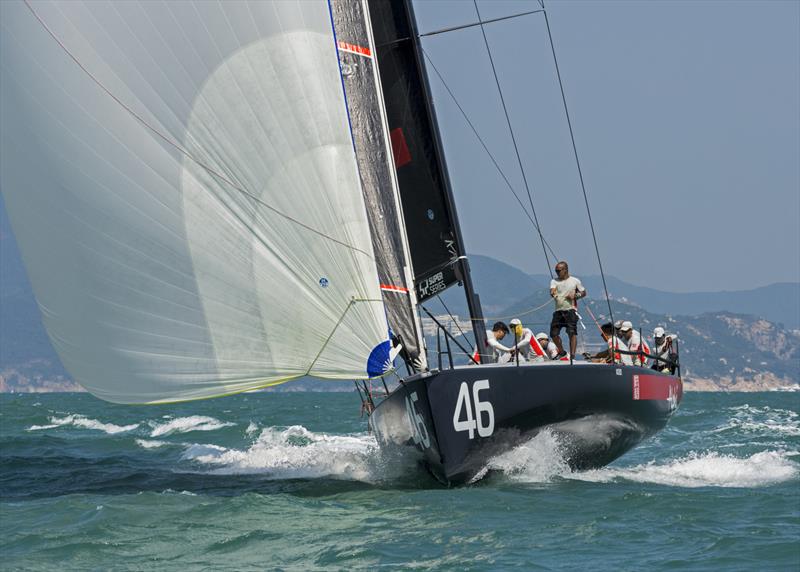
[530,273,800,330]
[436,255,798,330]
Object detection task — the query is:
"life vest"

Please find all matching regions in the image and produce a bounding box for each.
[608,337,633,366]
[628,332,651,366]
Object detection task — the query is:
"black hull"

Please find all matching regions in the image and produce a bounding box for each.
[369,362,683,485]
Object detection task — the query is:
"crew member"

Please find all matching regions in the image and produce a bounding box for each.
[587,323,633,365]
[652,327,678,373]
[618,321,651,366]
[549,261,587,360]
[535,332,560,360]
[472,321,512,364]
[508,318,546,362]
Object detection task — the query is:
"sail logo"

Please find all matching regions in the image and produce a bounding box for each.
[444,236,457,258]
[319,277,329,288]
[418,272,445,299]
[366,340,393,378]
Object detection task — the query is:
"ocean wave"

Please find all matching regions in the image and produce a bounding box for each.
[179,425,398,482]
[149,416,234,437]
[713,405,800,436]
[134,439,172,449]
[26,415,139,434]
[570,450,799,488]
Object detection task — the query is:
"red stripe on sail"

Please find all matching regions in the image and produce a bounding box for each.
[390,128,411,168]
[337,41,372,58]
[380,284,409,293]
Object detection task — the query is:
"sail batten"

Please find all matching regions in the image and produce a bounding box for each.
[1,0,393,404]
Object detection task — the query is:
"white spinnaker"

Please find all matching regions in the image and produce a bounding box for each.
[0,1,389,403]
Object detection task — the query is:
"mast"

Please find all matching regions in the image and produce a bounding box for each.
[399,0,490,361]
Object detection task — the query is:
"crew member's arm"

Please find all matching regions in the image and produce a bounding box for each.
[487,336,511,352]
[513,330,533,350]
[566,281,587,301]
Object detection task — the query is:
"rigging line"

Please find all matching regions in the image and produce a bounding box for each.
[22,0,372,260]
[421,306,479,365]
[436,294,469,341]
[476,300,552,324]
[473,0,553,279]
[419,9,544,38]
[541,2,615,327]
[421,49,559,263]
[305,297,384,376]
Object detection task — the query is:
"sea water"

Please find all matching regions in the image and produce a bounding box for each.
[1,391,798,571]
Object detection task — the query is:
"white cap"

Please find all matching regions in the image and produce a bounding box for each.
[653,327,665,337]
[619,321,633,332]
[509,318,522,327]
[614,320,624,329]
[535,332,549,340]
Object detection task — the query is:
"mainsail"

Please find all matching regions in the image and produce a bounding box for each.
[0,0,394,403]
[367,0,465,302]
[367,0,489,356]
[329,0,425,365]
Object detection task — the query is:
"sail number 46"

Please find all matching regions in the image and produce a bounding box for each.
[453,380,494,439]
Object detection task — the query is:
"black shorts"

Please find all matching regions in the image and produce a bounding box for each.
[550,310,578,337]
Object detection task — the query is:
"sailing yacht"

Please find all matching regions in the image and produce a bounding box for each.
[0,0,682,486]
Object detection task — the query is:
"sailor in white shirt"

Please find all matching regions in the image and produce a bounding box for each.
[536,332,560,360]
[588,323,633,365]
[652,327,678,372]
[508,318,546,362]
[618,321,650,366]
[472,321,513,364]
[549,261,587,359]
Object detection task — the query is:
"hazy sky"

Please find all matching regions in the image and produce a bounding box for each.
[1,0,797,295]
[416,0,799,292]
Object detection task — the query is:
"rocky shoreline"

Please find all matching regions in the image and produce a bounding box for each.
[2,368,796,394]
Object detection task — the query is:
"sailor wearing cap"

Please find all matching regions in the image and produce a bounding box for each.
[618,321,650,366]
[652,327,678,372]
[604,323,634,365]
[508,318,546,362]
[535,332,560,360]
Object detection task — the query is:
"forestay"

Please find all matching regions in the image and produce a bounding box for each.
[0,0,392,404]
